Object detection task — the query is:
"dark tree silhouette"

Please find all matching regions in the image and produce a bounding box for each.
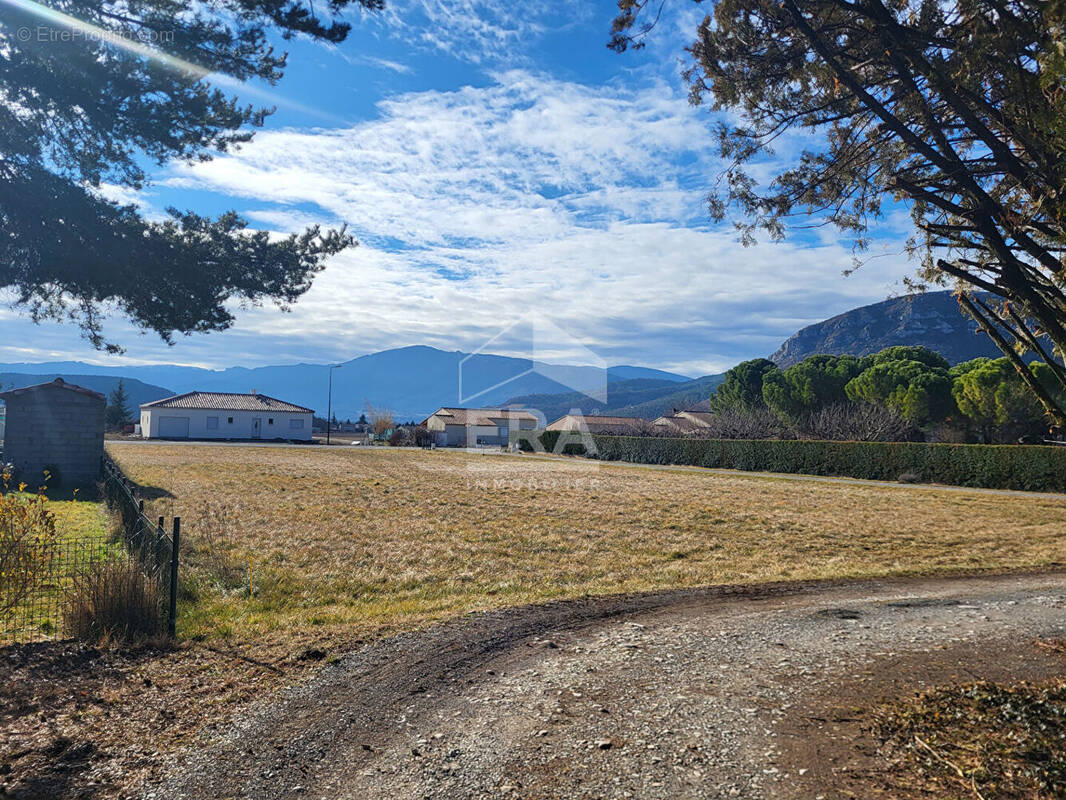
[106,379,132,429]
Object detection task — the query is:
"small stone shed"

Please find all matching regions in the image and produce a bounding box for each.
[0,378,106,488]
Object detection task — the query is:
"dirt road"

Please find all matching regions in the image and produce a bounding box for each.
[145,572,1066,799]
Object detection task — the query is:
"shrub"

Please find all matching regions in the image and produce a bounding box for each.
[531,430,590,455]
[0,487,58,617]
[588,435,1066,492]
[694,407,792,439]
[797,403,919,442]
[63,560,163,642]
[412,426,434,447]
[386,426,434,447]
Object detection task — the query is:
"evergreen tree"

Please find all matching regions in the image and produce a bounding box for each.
[106,380,132,429]
[846,360,954,426]
[710,358,779,412]
[862,347,950,372]
[1,0,384,350]
[762,354,863,421]
[953,358,1047,442]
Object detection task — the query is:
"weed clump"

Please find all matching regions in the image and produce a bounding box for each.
[63,560,163,642]
[874,674,1066,798]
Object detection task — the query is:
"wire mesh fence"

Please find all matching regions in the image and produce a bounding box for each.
[100,457,180,636]
[0,457,179,644]
[0,533,115,642]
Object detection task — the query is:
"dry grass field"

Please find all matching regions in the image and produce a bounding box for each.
[6,442,1066,799]
[109,442,1066,642]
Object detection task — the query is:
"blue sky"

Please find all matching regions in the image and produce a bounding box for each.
[0,0,916,376]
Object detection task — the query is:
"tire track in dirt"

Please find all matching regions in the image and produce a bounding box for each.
[144,571,1066,800]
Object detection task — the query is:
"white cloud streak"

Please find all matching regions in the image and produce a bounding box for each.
[367,0,592,66]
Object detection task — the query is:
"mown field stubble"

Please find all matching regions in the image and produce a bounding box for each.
[109,442,1066,643]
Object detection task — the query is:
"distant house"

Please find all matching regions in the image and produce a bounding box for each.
[0,378,106,487]
[422,407,540,447]
[653,409,716,435]
[546,414,654,435]
[140,392,314,441]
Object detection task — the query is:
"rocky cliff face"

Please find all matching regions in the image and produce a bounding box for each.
[770,291,1004,367]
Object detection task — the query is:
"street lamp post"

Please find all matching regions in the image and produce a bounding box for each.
[326,364,342,445]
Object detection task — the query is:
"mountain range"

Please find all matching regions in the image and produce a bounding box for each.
[506,374,725,422]
[0,290,1012,422]
[770,290,1005,367]
[0,372,173,410]
[0,346,689,422]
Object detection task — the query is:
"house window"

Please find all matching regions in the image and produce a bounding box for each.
[227,417,234,424]
[268,418,274,425]
[289,418,305,429]
[206,417,219,430]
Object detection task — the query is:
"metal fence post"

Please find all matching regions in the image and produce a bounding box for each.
[168,517,180,638]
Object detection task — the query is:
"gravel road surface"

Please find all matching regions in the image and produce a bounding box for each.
[145,572,1066,799]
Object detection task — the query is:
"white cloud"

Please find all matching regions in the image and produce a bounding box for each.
[167,71,713,246]
[346,54,414,74]
[94,182,143,207]
[1,70,915,373]
[369,0,592,66]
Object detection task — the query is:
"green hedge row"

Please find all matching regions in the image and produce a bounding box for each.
[526,430,587,455]
[530,432,1066,492]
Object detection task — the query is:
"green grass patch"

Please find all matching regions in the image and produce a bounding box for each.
[1,497,114,641]
[49,498,113,548]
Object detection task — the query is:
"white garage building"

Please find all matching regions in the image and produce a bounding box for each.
[140,391,314,441]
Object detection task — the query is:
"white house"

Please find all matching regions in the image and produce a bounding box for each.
[421,407,540,447]
[140,392,314,441]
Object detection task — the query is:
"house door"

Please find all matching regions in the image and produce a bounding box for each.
[252,418,262,439]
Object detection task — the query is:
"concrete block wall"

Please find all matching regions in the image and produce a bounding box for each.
[2,388,105,488]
